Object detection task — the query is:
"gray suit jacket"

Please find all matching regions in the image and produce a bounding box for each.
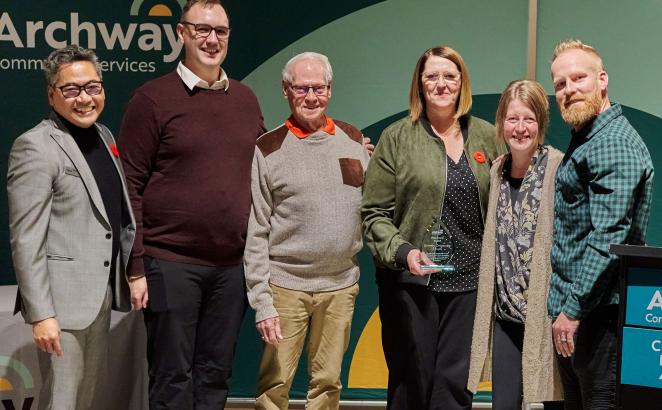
[7,113,136,330]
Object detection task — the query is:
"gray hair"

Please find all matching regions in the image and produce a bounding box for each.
[43,44,102,87]
[282,52,333,84]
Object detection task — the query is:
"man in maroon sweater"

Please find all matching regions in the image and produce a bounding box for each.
[118,1,264,408]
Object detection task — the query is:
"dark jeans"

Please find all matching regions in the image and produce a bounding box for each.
[143,257,248,410]
[378,279,476,410]
[556,305,618,410]
[492,319,525,410]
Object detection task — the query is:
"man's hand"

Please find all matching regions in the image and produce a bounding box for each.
[128,276,148,310]
[256,316,283,345]
[406,249,438,276]
[363,137,375,157]
[32,318,63,356]
[552,312,580,357]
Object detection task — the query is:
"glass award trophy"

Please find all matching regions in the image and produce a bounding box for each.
[421,220,455,274]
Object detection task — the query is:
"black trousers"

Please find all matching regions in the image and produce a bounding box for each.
[556,305,618,410]
[378,280,476,410]
[492,319,525,410]
[143,257,248,410]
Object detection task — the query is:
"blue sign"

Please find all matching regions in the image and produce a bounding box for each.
[621,327,662,388]
[625,267,662,329]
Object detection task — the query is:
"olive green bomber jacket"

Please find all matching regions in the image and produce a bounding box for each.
[361,114,504,271]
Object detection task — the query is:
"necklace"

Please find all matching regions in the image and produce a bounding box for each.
[431,120,460,139]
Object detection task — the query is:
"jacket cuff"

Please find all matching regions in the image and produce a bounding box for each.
[25,305,57,325]
[395,243,415,270]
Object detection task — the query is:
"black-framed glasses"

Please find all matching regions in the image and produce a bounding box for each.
[180,22,231,39]
[55,81,104,98]
[289,84,330,97]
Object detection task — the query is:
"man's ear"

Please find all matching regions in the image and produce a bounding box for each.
[282,81,288,99]
[47,87,54,107]
[176,23,185,42]
[598,70,609,93]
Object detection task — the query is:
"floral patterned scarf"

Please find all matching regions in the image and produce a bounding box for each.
[494,145,549,323]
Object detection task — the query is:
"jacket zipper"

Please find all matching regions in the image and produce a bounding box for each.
[464,147,485,224]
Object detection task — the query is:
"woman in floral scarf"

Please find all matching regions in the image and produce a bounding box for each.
[468,80,564,409]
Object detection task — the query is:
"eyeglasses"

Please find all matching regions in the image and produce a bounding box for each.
[180,22,231,39]
[55,81,104,98]
[289,84,330,97]
[422,72,461,86]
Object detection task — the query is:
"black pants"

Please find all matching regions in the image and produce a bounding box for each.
[556,305,618,410]
[378,280,476,410]
[143,257,248,410]
[492,319,525,410]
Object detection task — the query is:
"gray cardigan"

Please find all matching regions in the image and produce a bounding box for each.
[467,146,564,404]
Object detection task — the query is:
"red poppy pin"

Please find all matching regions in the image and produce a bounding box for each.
[473,151,485,164]
[109,143,119,158]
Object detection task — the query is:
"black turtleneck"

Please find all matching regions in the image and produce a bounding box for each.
[57,113,123,283]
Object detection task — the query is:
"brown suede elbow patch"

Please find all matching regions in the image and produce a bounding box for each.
[339,158,364,187]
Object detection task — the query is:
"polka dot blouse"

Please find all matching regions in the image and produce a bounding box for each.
[428,153,483,292]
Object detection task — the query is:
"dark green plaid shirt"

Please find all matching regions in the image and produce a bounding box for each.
[548,103,654,320]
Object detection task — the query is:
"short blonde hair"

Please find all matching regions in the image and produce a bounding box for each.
[408,46,472,122]
[495,80,549,145]
[551,39,603,71]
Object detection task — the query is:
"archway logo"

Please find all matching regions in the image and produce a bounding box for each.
[0,356,34,392]
[130,0,187,17]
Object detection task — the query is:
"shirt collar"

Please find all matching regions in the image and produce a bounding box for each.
[177,61,229,91]
[285,115,335,139]
[571,103,622,141]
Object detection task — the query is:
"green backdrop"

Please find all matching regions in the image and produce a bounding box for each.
[1,0,661,400]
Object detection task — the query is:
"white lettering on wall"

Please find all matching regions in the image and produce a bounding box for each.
[0,12,23,47]
[44,21,67,49]
[0,12,183,63]
[163,24,182,63]
[26,20,43,48]
[71,13,96,49]
[647,290,662,311]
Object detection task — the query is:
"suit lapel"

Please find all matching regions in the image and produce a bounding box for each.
[96,125,127,195]
[48,114,110,228]
[96,124,137,228]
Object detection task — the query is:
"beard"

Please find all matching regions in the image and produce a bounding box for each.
[559,87,604,129]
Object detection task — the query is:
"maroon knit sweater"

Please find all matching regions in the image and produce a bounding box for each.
[118,71,264,275]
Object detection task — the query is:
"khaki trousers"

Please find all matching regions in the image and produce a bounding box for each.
[256,283,359,410]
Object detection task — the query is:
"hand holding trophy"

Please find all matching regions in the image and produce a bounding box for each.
[421,219,455,274]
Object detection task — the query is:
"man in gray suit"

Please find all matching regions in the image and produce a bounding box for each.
[7,44,146,409]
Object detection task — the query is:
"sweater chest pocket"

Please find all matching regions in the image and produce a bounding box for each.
[338,158,364,188]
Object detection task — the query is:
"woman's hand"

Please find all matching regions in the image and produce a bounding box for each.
[406,249,438,276]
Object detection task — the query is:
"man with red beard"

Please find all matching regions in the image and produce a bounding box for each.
[118,1,264,408]
[547,39,654,409]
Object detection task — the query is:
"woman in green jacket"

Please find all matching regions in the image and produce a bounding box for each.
[361,46,504,409]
